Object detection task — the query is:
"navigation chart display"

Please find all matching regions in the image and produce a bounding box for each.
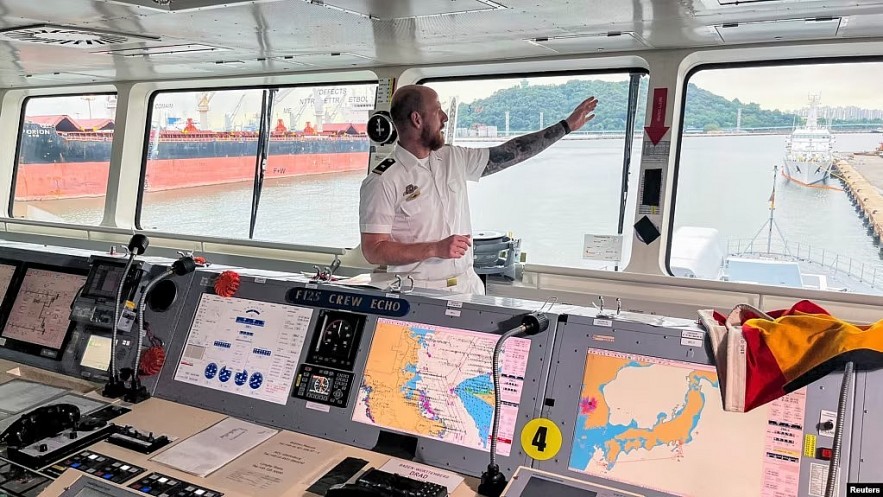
[353,318,531,456]
[174,294,313,405]
[0,263,17,304]
[1,268,85,350]
[569,348,807,497]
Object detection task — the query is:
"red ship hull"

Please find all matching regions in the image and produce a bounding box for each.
[14,152,368,201]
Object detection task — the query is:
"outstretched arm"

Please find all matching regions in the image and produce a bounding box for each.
[482,96,598,177]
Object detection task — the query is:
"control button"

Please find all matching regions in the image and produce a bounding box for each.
[820,420,834,431]
[817,447,833,460]
[69,431,78,439]
[39,443,48,452]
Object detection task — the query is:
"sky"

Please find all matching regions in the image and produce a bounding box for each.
[21,61,883,127]
[689,62,883,111]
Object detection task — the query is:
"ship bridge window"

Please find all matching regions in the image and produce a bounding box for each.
[670,60,883,296]
[12,94,117,225]
[422,71,648,270]
[137,83,376,247]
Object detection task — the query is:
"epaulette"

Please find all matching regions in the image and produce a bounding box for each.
[372,158,396,175]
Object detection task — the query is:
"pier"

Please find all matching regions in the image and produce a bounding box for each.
[834,155,883,252]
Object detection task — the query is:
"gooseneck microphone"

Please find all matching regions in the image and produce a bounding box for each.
[125,255,196,403]
[479,312,550,497]
[105,234,149,398]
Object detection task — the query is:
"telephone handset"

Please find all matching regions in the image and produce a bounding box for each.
[0,404,80,447]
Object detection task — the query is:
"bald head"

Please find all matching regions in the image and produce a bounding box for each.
[390,85,435,132]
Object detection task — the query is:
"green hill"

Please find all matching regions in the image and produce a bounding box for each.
[452,79,802,133]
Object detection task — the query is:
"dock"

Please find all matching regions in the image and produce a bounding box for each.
[834,155,883,251]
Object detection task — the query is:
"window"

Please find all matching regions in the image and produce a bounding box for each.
[13,94,116,225]
[423,72,647,269]
[671,61,883,295]
[138,83,377,248]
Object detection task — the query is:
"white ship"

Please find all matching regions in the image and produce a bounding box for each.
[782,95,834,186]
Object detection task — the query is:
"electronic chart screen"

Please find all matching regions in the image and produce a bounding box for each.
[0,268,86,353]
[568,348,807,497]
[80,334,113,371]
[0,263,18,305]
[82,262,128,300]
[174,293,314,405]
[352,318,531,456]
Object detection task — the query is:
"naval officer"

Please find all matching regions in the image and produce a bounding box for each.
[359,85,598,294]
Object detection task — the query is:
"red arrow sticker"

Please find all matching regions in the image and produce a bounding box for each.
[645,87,670,145]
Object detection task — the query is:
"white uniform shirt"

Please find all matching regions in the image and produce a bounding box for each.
[359,144,489,293]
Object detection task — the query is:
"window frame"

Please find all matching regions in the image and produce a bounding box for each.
[135,80,378,236]
[10,92,117,219]
[418,67,649,270]
[665,55,883,277]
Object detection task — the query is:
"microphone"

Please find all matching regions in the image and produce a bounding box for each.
[124,256,197,403]
[128,234,149,256]
[171,257,197,276]
[479,312,550,497]
[104,233,150,398]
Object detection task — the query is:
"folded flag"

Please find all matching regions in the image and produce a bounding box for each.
[699,300,883,412]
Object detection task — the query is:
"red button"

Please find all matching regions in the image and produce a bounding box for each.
[817,448,833,460]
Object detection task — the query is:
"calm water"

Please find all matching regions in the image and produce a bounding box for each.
[25,133,883,273]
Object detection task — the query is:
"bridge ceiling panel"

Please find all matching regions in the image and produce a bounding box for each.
[0,0,877,86]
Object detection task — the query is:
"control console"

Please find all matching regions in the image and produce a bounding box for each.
[7,422,115,469]
[106,425,173,454]
[44,449,146,483]
[292,310,365,408]
[293,365,353,407]
[70,256,144,332]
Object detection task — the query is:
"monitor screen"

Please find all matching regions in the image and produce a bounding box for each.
[0,263,18,305]
[82,262,128,300]
[567,348,807,497]
[173,293,314,405]
[80,334,112,371]
[352,318,531,456]
[1,268,86,352]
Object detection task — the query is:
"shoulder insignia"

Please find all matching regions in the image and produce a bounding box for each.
[372,158,396,175]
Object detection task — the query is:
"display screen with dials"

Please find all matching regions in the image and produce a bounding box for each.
[304,310,366,371]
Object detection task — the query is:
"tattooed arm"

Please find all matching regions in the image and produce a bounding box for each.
[483,122,568,177]
[482,96,599,177]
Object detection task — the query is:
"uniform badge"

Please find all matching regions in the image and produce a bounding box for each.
[372,158,396,175]
[403,184,420,201]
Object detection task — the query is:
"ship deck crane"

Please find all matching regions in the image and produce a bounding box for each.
[197,91,216,130]
[225,94,247,130]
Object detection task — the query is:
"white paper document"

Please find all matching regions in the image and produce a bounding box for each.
[151,417,278,477]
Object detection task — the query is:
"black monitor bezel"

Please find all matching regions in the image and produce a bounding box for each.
[81,258,137,301]
[0,262,88,361]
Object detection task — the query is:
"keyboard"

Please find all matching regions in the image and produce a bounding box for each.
[355,468,448,497]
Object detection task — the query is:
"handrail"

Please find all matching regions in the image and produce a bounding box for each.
[521,262,883,306]
[0,218,348,256]
[727,238,883,290]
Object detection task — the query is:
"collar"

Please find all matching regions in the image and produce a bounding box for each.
[394,144,432,171]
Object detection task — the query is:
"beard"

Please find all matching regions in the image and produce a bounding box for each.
[421,125,445,151]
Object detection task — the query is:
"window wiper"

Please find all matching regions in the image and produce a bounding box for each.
[249,88,277,239]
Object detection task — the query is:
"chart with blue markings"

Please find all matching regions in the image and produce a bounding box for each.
[174,293,313,405]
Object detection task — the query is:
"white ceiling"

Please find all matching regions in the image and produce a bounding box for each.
[0,0,880,86]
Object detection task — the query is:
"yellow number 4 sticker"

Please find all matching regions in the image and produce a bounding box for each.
[520,418,562,460]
